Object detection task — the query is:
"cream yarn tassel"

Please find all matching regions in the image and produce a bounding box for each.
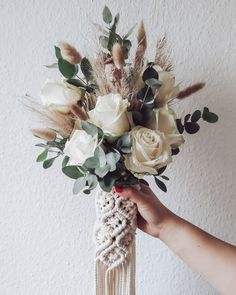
[94,189,137,295]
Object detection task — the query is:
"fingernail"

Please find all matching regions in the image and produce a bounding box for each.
[115,186,123,193]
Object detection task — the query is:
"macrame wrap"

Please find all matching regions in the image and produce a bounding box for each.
[94,189,137,295]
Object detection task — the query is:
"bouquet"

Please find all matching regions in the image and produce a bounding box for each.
[28,6,218,295]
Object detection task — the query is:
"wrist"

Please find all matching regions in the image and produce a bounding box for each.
[157,211,180,240]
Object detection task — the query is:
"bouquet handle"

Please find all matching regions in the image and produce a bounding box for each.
[94,189,137,295]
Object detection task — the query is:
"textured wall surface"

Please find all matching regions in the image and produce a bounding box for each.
[0,0,236,294]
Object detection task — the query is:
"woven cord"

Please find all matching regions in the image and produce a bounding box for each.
[94,189,137,295]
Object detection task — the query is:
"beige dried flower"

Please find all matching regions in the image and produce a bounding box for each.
[112,43,124,69]
[32,128,56,141]
[177,82,206,99]
[58,41,82,64]
[137,21,147,49]
[70,104,88,121]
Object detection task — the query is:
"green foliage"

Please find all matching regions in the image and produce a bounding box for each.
[115,133,132,153]
[84,156,100,169]
[44,62,58,69]
[202,107,218,123]
[145,78,162,90]
[73,177,87,194]
[98,171,120,192]
[106,152,120,171]
[54,46,62,59]
[86,174,98,190]
[67,78,87,88]
[142,66,159,82]
[81,120,99,136]
[62,156,70,168]
[132,107,155,126]
[154,176,167,193]
[80,57,93,82]
[176,107,218,136]
[103,6,113,24]
[191,110,201,122]
[58,59,78,79]
[36,149,48,162]
[95,164,111,177]
[95,146,106,167]
[98,6,132,58]
[62,166,84,179]
[43,157,56,169]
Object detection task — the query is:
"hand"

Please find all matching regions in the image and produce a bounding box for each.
[114,182,174,238]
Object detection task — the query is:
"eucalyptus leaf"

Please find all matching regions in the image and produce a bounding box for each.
[176,119,184,134]
[106,152,120,172]
[73,177,86,194]
[67,78,87,88]
[80,57,93,81]
[172,148,180,156]
[44,62,58,69]
[132,111,144,125]
[94,146,106,167]
[161,175,169,181]
[202,107,218,123]
[142,67,159,82]
[103,6,112,24]
[43,157,56,169]
[95,164,111,177]
[36,149,48,162]
[62,156,70,168]
[84,157,100,169]
[157,166,167,175]
[81,121,98,136]
[54,46,62,59]
[98,172,120,192]
[114,13,120,25]
[145,78,162,89]
[62,165,84,179]
[107,30,117,51]
[184,122,200,134]
[58,58,78,79]
[184,114,191,122]
[191,110,201,122]
[86,174,98,190]
[116,133,131,151]
[154,177,167,193]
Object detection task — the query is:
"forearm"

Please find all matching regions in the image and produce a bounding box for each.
[159,214,236,294]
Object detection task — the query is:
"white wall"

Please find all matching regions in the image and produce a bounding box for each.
[0,0,236,294]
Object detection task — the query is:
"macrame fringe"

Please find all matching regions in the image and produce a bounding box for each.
[96,241,136,295]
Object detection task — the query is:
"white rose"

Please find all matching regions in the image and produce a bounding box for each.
[64,129,98,165]
[124,126,172,175]
[154,66,179,104]
[88,93,130,138]
[148,105,185,148]
[41,79,85,113]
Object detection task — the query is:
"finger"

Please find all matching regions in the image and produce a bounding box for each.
[114,185,145,205]
[139,179,149,186]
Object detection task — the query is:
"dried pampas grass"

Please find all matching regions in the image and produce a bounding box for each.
[112,43,124,69]
[59,41,82,64]
[177,82,206,99]
[32,128,56,141]
[134,21,147,74]
[24,96,75,137]
[91,52,112,96]
[70,104,88,120]
[155,36,173,72]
